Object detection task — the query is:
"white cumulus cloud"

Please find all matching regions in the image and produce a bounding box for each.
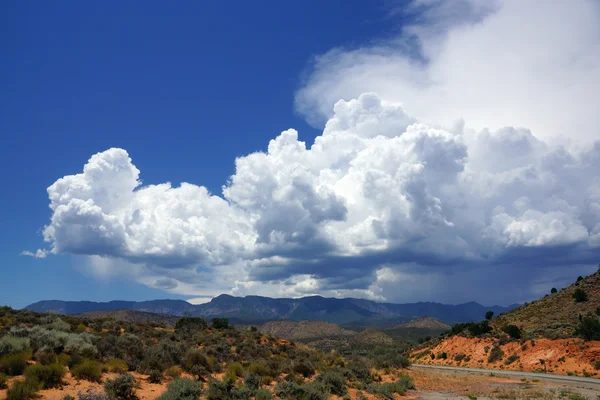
[29,92,600,304]
[27,0,600,304]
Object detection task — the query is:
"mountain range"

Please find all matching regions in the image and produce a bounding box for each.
[25,295,518,326]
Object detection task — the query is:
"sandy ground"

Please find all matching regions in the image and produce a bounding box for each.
[2,366,598,399]
[412,336,600,377]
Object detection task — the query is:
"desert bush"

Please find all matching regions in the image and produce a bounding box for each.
[485,311,494,320]
[504,354,519,365]
[244,373,260,392]
[436,352,447,360]
[502,325,522,339]
[175,317,207,334]
[0,335,30,356]
[293,361,315,378]
[226,361,244,378]
[77,391,110,400]
[24,363,66,388]
[573,288,588,302]
[254,389,272,400]
[0,350,32,375]
[575,316,600,340]
[104,373,138,400]
[247,360,271,376]
[454,353,466,362]
[183,349,212,379]
[6,379,38,400]
[139,341,184,373]
[274,381,305,399]
[348,358,372,383]
[164,365,183,380]
[157,378,203,400]
[36,351,58,365]
[487,346,504,363]
[49,318,71,332]
[0,372,8,389]
[397,373,414,390]
[149,369,162,383]
[71,359,103,382]
[104,358,129,373]
[366,380,407,399]
[211,318,229,330]
[204,377,241,400]
[302,380,330,400]
[63,396,75,400]
[315,369,347,396]
[551,287,557,294]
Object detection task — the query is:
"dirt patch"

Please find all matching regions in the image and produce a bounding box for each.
[412,336,600,376]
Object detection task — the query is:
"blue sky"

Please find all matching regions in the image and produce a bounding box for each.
[2,1,599,308]
[0,1,403,308]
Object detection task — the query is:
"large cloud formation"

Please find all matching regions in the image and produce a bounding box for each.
[31,0,600,304]
[35,92,600,304]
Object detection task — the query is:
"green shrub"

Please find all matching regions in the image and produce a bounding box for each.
[36,351,57,365]
[164,365,183,380]
[157,378,203,400]
[0,350,32,375]
[104,373,138,400]
[504,354,519,365]
[436,352,447,360]
[175,317,208,334]
[205,377,236,400]
[293,361,315,378]
[226,361,244,378]
[349,359,372,383]
[6,379,38,400]
[502,325,522,339]
[485,311,494,320]
[551,287,557,294]
[302,381,329,400]
[183,350,211,379]
[594,360,600,370]
[24,363,66,388]
[0,336,31,356]
[71,359,103,382]
[62,396,75,400]
[573,288,588,302]
[104,358,129,373]
[366,380,408,399]
[487,346,504,363]
[397,373,414,390]
[454,353,466,362]
[211,318,229,330]
[274,381,305,399]
[149,369,162,384]
[576,316,600,340]
[0,372,7,389]
[254,388,272,400]
[315,369,347,396]
[244,373,259,392]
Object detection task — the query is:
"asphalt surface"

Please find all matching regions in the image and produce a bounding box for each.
[411,364,600,386]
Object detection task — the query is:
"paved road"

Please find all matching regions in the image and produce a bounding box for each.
[411,364,600,386]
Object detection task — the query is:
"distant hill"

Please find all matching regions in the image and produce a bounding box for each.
[351,328,394,346]
[259,320,356,340]
[77,310,180,328]
[26,299,196,316]
[408,271,600,377]
[397,316,451,330]
[26,295,518,326]
[492,271,600,338]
